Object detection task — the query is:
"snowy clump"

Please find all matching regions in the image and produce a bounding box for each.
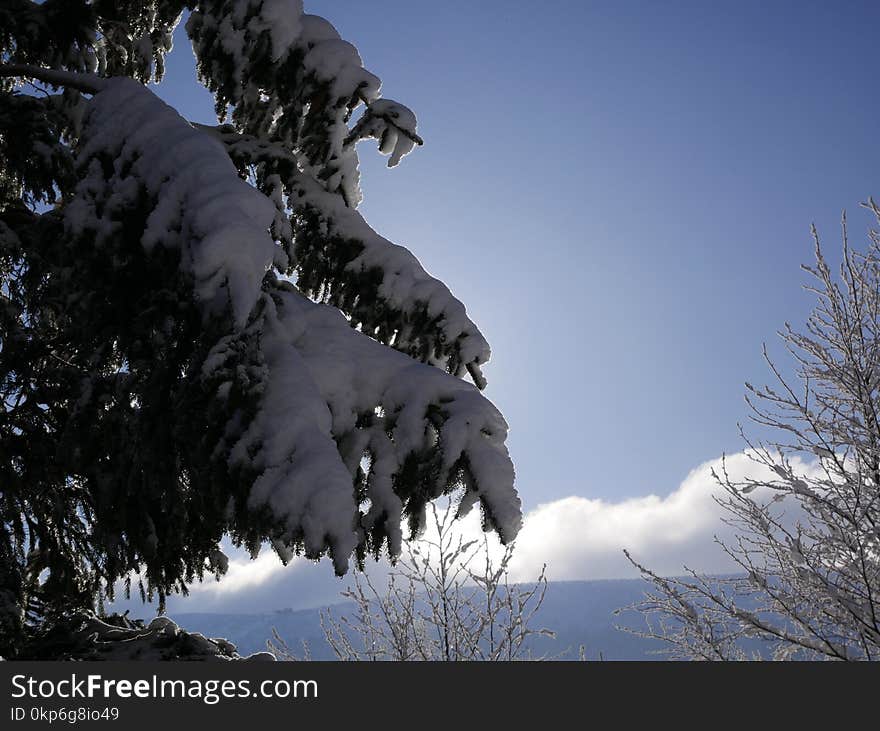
[20,612,274,661]
[289,172,491,380]
[348,99,420,168]
[211,281,519,563]
[187,2,417,208]
[66,77,276,328]
[258,0,305,60]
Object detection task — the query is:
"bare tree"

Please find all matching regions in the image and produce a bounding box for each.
[622,204,880,660]
[270,501,553,661]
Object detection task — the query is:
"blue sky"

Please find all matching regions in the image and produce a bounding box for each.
[129,0,880,609]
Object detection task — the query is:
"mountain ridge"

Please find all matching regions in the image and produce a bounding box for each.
[152,578,672,660]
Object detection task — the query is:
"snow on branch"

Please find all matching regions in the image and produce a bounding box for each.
[184,3,493,380]
[290,173,493,386]
[345,98,424,168]
[240,280,520,560]
[67,77,276,328]
[199,123,492,386]
[67,78,520,572]
[186,2,422,208]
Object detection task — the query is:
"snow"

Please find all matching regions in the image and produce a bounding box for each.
[355,99,420,167]
[290,172,492,377]
[223,281,521,561]
[200,274,520,570]
[188,2,383,207]
[259,0,304,60]
[200,121,490,381]
[302,39,380,102]
[69,78,276,328]
[300,14,342,45]
[32,612,273,661]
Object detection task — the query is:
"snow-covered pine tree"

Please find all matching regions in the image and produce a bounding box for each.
[0,0,521,657]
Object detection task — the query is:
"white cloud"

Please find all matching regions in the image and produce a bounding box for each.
[186,551,289,597]
[505,450,815,582]
[112,450,817,616]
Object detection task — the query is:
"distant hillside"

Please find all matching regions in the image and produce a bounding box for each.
[162,578,674,660]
